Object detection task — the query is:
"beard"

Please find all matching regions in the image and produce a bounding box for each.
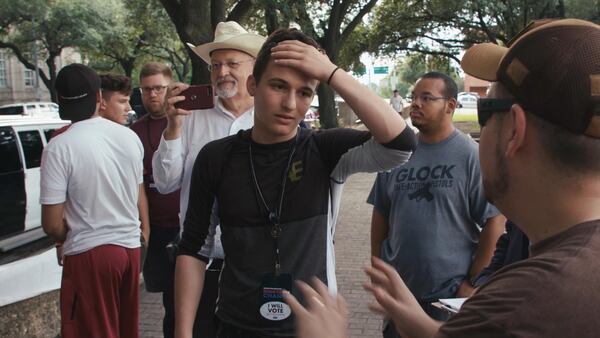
[215,75,238,98]
[143,100,166,118]
[483,141,509,204]
[409,105,445,134]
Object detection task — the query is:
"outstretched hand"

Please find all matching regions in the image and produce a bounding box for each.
[271,40,337,83]
[364,257,440,338]
[284,277,349,338]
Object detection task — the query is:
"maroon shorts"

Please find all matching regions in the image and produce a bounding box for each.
[60,244,140,338]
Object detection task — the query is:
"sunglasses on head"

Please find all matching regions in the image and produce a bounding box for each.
[477,98,516,127]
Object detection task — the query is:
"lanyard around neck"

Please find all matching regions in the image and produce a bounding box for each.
[248,129,299,275]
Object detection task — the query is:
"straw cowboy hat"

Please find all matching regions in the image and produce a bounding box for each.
[187,21,266,64]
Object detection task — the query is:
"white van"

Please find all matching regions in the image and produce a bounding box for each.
[0,102,60,119]
[0,116,69,252]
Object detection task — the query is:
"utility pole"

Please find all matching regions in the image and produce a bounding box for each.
[367,63,371,89]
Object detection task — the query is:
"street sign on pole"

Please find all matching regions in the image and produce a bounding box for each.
[373,66,388,74]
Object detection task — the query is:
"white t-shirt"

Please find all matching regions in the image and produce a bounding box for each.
[40,117,144,255]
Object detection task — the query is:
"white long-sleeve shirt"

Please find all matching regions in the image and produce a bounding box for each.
[152,99,254,258]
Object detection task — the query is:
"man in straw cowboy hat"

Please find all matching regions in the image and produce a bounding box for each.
[152,21,266,337]
[285,18,600,338]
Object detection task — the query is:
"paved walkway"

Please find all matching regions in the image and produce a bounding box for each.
[140,172,382,338]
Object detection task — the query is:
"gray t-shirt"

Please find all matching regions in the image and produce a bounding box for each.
[368,130,499,301]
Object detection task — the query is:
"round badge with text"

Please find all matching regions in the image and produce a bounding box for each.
[260,301,291,321]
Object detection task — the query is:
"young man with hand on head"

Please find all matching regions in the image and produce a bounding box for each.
[172,28,416,338]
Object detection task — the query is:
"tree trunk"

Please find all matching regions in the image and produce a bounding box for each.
[160,0,215,84]
[45,54,58,103]
[188,48,211,84]
[121,58,135,78]
[317,84,337,129]
[265,2,279,34]
[317,28,340,128]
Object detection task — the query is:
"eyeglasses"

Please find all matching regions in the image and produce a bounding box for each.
[141,85,168,95]
[408,94,448,104]
[207,59,253,72]
[477,98,515,127]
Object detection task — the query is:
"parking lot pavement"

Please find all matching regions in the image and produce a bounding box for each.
[140,172,382,338]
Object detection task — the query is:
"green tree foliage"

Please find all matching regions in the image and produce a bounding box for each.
[366,0,598,65]
[0,0,111,101]
[0,0,46,33]
[380,54,462,99]
[336,25,369,76]
[82,0,190,82]
[564,0,600,23]
[398,54,461,89]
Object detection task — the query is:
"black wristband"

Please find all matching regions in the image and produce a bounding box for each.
[327,66,340,85]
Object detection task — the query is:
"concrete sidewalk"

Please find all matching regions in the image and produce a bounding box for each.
[140,172,382,338]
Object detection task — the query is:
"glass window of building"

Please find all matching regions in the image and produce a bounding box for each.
[0,52,7,88]
[24,69,35,87]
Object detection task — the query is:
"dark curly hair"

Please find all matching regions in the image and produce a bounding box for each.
[100,73,132,98]
[252,28,324,84]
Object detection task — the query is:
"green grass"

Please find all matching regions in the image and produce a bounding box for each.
[453,113,478,122]
[452,108,480,135]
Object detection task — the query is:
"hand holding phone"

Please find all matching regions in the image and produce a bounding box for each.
[174,84,215,110]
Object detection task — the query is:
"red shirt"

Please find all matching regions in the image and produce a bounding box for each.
[130,115,180,228]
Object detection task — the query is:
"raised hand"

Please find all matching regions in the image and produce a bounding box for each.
[270,40,337,83]
[363,257,440,338]
[164,82,191,140]
[284,277,349,338]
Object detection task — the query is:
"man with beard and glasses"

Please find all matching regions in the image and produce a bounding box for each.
[367,72,505,337]
[152,21,266,337]
[130,62,180,338]
[287,18,600,338]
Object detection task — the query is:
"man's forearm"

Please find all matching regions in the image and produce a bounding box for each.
[45,223,68,243]
[174,255,207,338]
[164,120,182,140]
[138,184,150,243]
[469,215,507,278]
[152,137,184,194]
[371,208,389,258]
[41,204,68,242]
